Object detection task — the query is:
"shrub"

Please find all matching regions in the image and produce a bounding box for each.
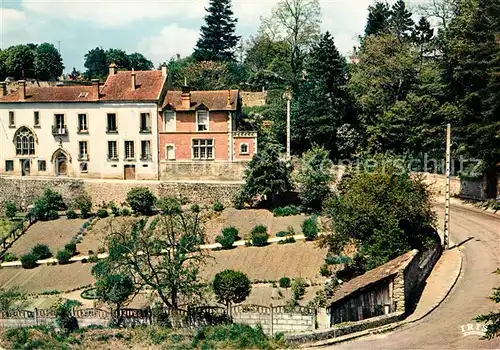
[56,250,72,264]
[64,242,77,256]
[31,244,52,260]
[120,208,131,216]
[2,253,18,262]
[212,270,252,310]
[31,188,66,221]
[73,194,92,218]
[291,278,307,300]
[96,209,108,218]
[21,253,38,269]
[66,209,77,219]
[279,277,291,289]
[4,201,17,219]
[126,187,157,215]
[213,201,224,212]
[215,226,239,249]
[250,225,269,247]
[88,255,99,263]
[278,236,296,245]
[302,215,318,241]
[276,231,288,237]
[319,264,332,277]
[221,226,239,240]
[108,201,120,216]
[47,210,59,221]
[273,205,299,217]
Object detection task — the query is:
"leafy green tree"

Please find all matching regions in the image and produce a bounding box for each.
[193,0,240,62]
[53,299,82,333]
[175,60,230,90]
[5,45,35,79]
[31,188,66,221]
[68,67,81,80]
[390,0,415,40]
[126,187,157,215]
[0,287,28,312]
[33,43,64,80]
[319,156,437,274]
[84,47,108,79]
[128,52,154,70]
[364,1,391,36]
[4,201,17,220]
[296,146,333,212]
[105,48,130,69]
[212,270,251,311]
[72,193,92,218]
[475,269,500,339]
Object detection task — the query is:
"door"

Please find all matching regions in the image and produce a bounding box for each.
[57,155,67,176]
[124,165,136,180]
[20,159,30,176]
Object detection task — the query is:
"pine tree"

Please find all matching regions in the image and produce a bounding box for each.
[413,17,434,64]
[390,0,415,40]
[364,1,391,37]
[193,0,240,62]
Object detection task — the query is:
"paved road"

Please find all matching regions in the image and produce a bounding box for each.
[325,203,500,349]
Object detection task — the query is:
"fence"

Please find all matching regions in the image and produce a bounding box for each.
[0,304,315,335]
[0,214,36,257]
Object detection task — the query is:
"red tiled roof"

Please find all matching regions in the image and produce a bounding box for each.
[162,89,239,111]
[100,70,165,101]
[0,85,98,103]
[329,250,417,305]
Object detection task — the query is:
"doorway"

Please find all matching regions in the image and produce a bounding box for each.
[20,159,30,176]
[124,165,136,180]
[56,154,68,176]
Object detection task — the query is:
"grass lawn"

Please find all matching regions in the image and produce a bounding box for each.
[0,219,13,240]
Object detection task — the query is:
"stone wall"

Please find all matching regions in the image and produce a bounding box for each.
[240,91,268,107]
[160,162,248,181]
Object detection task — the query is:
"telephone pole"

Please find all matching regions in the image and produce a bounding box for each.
[283,90,292,159]
[58,41,61,54]
[444,123,451,249]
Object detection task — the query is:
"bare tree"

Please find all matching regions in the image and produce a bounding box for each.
[416,0,459,30]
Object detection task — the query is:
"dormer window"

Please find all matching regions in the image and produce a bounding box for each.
[78,92,89,98]
[196,110,209,131]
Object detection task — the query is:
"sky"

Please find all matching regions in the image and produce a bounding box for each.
[0,0,413,73]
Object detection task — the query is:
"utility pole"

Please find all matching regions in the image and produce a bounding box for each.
[57,41,61,54]
[444,123,451,249]
[286,96,291,159]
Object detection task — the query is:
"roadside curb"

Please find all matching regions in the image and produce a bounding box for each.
[305,246,464,348]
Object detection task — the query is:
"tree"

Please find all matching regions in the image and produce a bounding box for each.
[31,188,66,221]
[364,1,391,36]
[0,287,28,312]
[126,187,157,215]
[390,0,415,40]
[319,155,438,274]
[98,208,207,310]
[4,201,17,219]
[193,0,240,62]
[475,269,500,339]
[176,60,230,90]
[84,47,108,79]
[68,67,81,80]
[413,17,434,65]
[237,136,293,207]
[105,48,131,69]
[212,270,251,311]
[296,146,333,212]
[53,299,82,333]
[128,52,154,70]
[5,45,35,79]
[72,193,92,218]
[33,43,64,81]
[261,0,321,90]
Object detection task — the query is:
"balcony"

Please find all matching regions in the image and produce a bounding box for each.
[106,127,118,134]
[140,154,152,161]
[78,154,89,161]
[77,128,89,134]
[140,126,152,134]
[52,125,68,136]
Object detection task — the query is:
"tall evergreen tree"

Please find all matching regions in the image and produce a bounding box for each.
[193,0,240,62]
[390,0,415,40]
[364,1,391,37]
[413,17,435,65]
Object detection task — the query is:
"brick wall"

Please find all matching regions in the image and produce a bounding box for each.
[160,162,247,181]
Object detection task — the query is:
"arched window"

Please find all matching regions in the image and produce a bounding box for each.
[15,127,36,155]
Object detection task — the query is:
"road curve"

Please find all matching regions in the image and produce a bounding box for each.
[325,203,500,349]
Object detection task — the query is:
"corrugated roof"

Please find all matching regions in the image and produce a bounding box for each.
[329,250,417,305]
[162,89,239,111]
[0,85,97,102]
[100,70,165,101]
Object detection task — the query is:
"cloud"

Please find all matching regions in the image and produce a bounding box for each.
[138,24,199,65]
[0,8,27,34]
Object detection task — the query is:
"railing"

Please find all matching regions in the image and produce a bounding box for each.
[52,125,68,136]
[140,126,152,133]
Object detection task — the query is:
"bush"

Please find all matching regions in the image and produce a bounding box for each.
[96,208,109,218]
[279,277,291,288]
[302,215,318,241]
[66,209,77,219]
[64,242,77,256]
[2,253,18,262]
[47,210,59,221]
[250,225,269,247]
[222,226,239,240]
[213,201,224,212]
[273,205,299,217]
[319,264,332,277]
[212,270,252,309]
[4,201,17,219]
[215,226,239,249]
[126,187,157,215]
[21,253,38,269]
[88,255,99,263]
[56,250,72,264]
[278,236,296,245]
[120,208,131,216]
[108,202,120,216]
[31,188,66,221]
[276,231,288,237]
[31,244,52,260]
[291,278,307,300]
[73,194,92,218]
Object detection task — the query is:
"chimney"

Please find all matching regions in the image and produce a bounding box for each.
[226,89,232,107]
[109,62,117,76]
[18,80,26,101]
[0,82,6,97]
[181,79,191,109]
[131,69,136,91]
[161,64,168,77]
[91,79,100,100]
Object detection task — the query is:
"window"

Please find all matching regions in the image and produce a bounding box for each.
[140,113,151,133]
[15,127,35,155]
[196,110,209,131]
[80,162,88,173]
[79,141,88,160]
[5,160,14,172]
[166,145,175,160]
[38,160,46,171]
[163,111,176,132]
[125,141,135,159]
[107,141,118,160]
[8,111,15,127]
[53,114,66,135]
[240,143,249,154]
[34,111,40,127]
[78,114,88,132]
[192,139,214,160]
[107,113,117,132]
[141,140,151,160]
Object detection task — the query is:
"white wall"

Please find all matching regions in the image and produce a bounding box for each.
[0,102,158,180]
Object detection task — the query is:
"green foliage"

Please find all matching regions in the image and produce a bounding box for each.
[2,253,18,262]
[212,270,252,309]
[56,250,72,264]
[20,253,38,269]
[272,205,299,217]
[84,47,108,79]
[0,287,27,312]
[47,210,59,221]
[319,264,332,277]
[275,231,288,237]
[94,272,134,319]
[475,269,500,339]
[34,43,64,80]
[302,215,319,241]
[213,201,225,212]
[31,188,66,221]
[296,146,333,211]
[291,278,307,301]
[279,277,291,288]
[390,0,415,40]
[175,60,231,90]
[66,209,77,219]
[120,208,131,216]
[250,225,269,246]
[31,244,52,260]
[364,1,391,36]
[54,299,82,333]
[126,187,157,215]
[96,208,109,218]
[64,242,77,256]
[108,201,120,216]
[193,323,275,349]
[72,194,92,218]
[215,226,239,249]
[4,201,17,219]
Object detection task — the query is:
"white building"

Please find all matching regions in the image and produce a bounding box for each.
[0,64,168,180]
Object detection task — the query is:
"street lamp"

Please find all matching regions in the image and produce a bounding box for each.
[283,90,292,159]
